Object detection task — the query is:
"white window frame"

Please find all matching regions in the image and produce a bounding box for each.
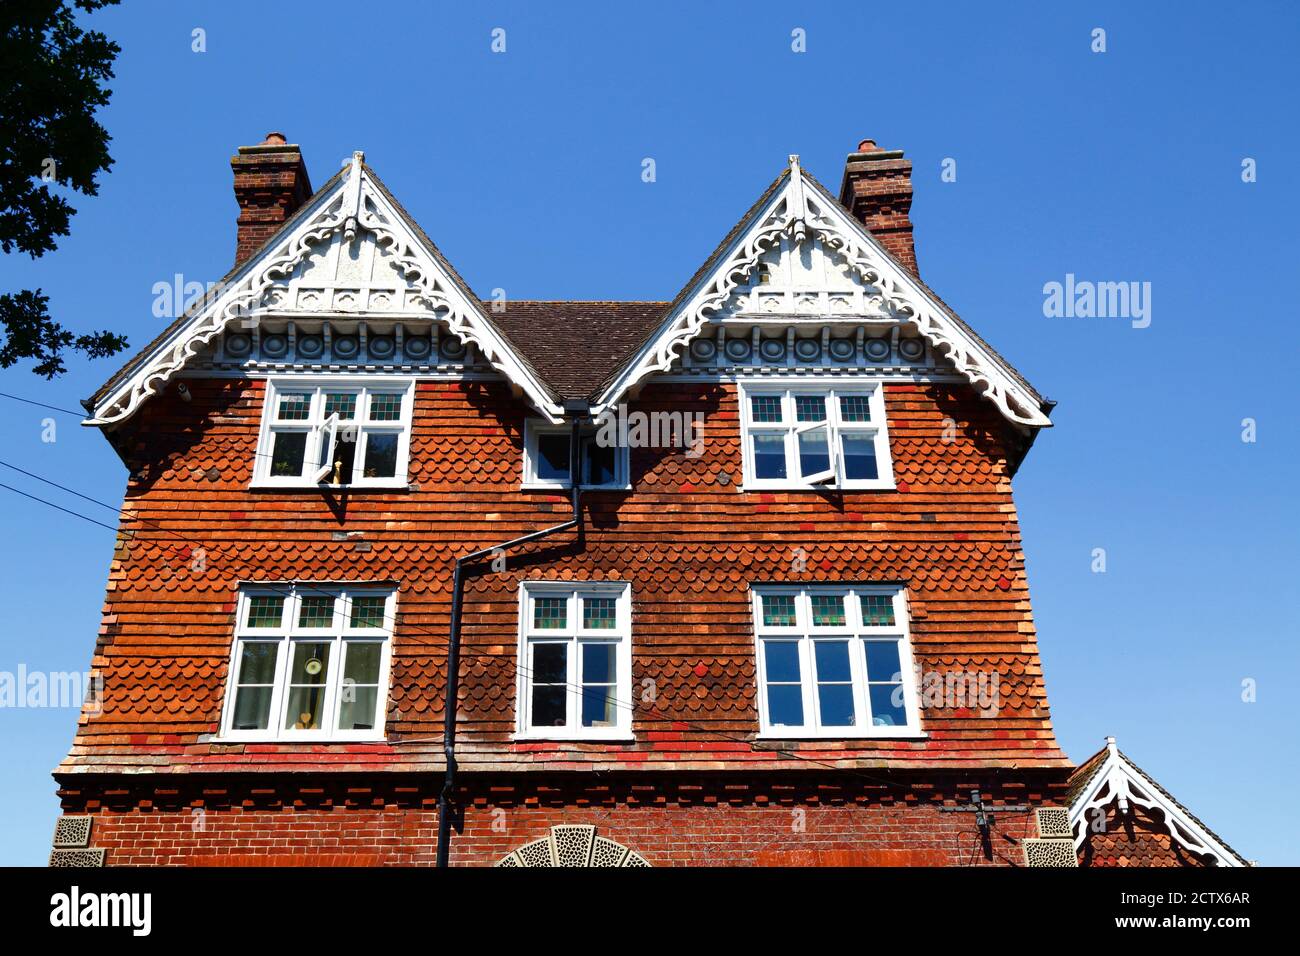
[738,381,894,491]
[252,377,414,489]
[521,419,630,490]
[750,584,923,739]
[513,581,633,741]
[218,584,396,742]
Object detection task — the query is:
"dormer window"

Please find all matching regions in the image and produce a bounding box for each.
[523,420,629,490]
[253,378,413,488]
[738,382,894,490]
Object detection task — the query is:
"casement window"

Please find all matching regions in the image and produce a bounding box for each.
[522,419,629,490]
[253,378,413,488]
[515,582,632,740]
[738,383,893,490]
[751,585,921,738]
[220,585,395,741]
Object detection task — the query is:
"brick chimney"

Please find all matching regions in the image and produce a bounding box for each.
[230,132,313,266]
[838,138,918,276]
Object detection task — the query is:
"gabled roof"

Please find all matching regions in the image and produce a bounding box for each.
[489,301,667,399]
[86,152,1051,430]
[1067,737,1248,867]
[84,154,568,426]
[594,156,1052,428]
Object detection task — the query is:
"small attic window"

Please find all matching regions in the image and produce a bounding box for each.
[523,420,628,490]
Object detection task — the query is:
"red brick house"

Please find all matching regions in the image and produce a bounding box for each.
[52,134,1085,867]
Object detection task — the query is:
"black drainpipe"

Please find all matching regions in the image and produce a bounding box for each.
[436,399,589,868]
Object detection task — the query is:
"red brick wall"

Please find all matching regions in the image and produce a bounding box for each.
[66,775,1047,867]
[60,375,1067,777]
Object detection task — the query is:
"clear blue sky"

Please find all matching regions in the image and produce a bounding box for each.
[1,1,1295,866]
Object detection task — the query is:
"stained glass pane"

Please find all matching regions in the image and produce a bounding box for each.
[324,393,357,419]
[582,598,617,629]
[298,596,335,628]
[276,392,311,421]
[349,596,386,629]
[795,394,827,422]
[810,594,845,627]
[761,594,797,627]
[750,395,783,423]
[860,594,896,626]
[246,596,285,628]
[368,393,403,421]
[533,597,567,630]
[839,395,872,422]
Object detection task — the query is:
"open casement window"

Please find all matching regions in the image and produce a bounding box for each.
[739,384,894,490]
[220,585,395,741]
[522,420,629,490]
[515,582,633,740]
[751,585,922,739]
[254,379,413,489]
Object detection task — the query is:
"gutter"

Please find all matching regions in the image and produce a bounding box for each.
[435,399,589,868]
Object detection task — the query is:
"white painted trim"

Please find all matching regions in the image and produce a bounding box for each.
[750,584,924,739]
[1068,738,1245,866]
[520,419,631,491]
[250,375,414,489]
[737,380,895,491]
[217,584,396,742]
[513,581,634,741]
[87,158,563,426]
[594,158,1050,428]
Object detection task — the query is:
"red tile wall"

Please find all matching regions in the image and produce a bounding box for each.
[60,375,1068,782]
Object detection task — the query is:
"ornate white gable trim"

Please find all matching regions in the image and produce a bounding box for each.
[1069,737,1246,867]
[86,153,564,426]
[595,156,1051,428]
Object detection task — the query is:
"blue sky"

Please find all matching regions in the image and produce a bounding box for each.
[1,0,1296,865]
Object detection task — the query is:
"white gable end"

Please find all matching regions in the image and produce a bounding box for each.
[596,157,1050,428]
[87,154,563,425]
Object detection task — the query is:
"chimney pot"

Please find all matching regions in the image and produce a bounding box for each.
[839,140,918,276]
[230,133,313,266]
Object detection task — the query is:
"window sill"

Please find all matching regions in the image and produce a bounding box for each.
[740,482,897,493]
[215,735,388,744]
[249,481,412,492]
[512,731,636,743]
[520,483,632,493]
[756,728,927,741]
